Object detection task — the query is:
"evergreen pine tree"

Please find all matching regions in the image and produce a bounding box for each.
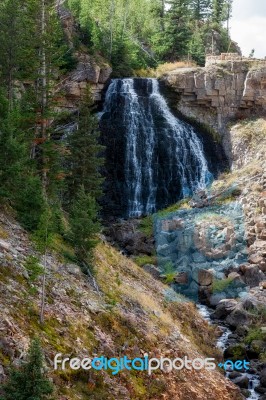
[69,185,101,262]
[212,0,224,24]
[189,0,211,20]
[0,338,53,400]
[66,89,105,203]
[161,0,192,61]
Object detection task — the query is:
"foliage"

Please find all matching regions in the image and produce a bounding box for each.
[244,328,266,345]
[163,261,176,284]
[138,216,154,238]
[66,89,104,203]
[69,186,101,261]
[24,256,44,282]
[134,255,157,267]
[67,0,234,71]
[0,338,53,400]
[212,277,234,292]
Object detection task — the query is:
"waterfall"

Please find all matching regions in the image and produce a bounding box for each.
[100,78,214,218]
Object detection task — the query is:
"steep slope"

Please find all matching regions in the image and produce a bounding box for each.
[0,211,242,399]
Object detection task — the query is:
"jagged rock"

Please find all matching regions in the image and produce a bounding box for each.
[162,63,266,165]
[241,296,258,311]
[192,268,213,286]
[232,374,249,389]
[211,299,238,319]
[143,264,161,279]
[209,292,227,307]
[229,371,242,379]
[225,307,249,328]
[174,271,189,285]
[243,265,265,287]
[249,254,264,265]
[228,271,244,285]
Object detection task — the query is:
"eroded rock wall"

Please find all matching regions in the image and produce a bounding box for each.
[161,61,266,163]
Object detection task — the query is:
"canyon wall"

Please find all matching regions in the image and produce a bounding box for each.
[161,61,266,163]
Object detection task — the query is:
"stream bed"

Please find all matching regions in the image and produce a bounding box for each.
[197,304,261,400]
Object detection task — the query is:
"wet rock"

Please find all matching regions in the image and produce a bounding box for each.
[209,292,227,307]
[211,299,238,319]
[229,371,242,379]
[260,368,266,387]
[255,385,266,394]
[232,374,249,389]
[225,307,249,329]
[240,388,251,398]
[224,343,247,359]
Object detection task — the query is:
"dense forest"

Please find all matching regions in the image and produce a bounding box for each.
[0,0,235,269]
[68,0,234,73]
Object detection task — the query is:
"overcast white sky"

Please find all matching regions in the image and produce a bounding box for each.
[230,0,266,58]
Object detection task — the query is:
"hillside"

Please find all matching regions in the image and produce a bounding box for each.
[0,210,242,400]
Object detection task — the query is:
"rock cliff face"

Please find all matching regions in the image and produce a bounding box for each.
[56,6,112,110]
[161,61,266,163]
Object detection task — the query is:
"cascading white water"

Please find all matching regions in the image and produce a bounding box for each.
[150,79,211,197]
[100,78,213,218]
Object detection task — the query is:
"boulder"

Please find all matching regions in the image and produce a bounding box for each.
[193,268,213,286]
[235,325,249,337]
[224,343,246,359]
[211,299,238,319]
[228,271,244,285]
[241,296,258,311]
[249,340,266,358]
[209,292,227,307]
[243,265,265,287]
[232,374,249,389]
[225,307,250,329]
[174,271,189,285]
[143,264,161,280]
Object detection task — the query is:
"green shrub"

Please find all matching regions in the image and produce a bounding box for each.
[24,256,44,282]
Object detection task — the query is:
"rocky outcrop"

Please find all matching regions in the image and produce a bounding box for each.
[56,6,112,109]
[57,53,112,109]
[161,61,266,163]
